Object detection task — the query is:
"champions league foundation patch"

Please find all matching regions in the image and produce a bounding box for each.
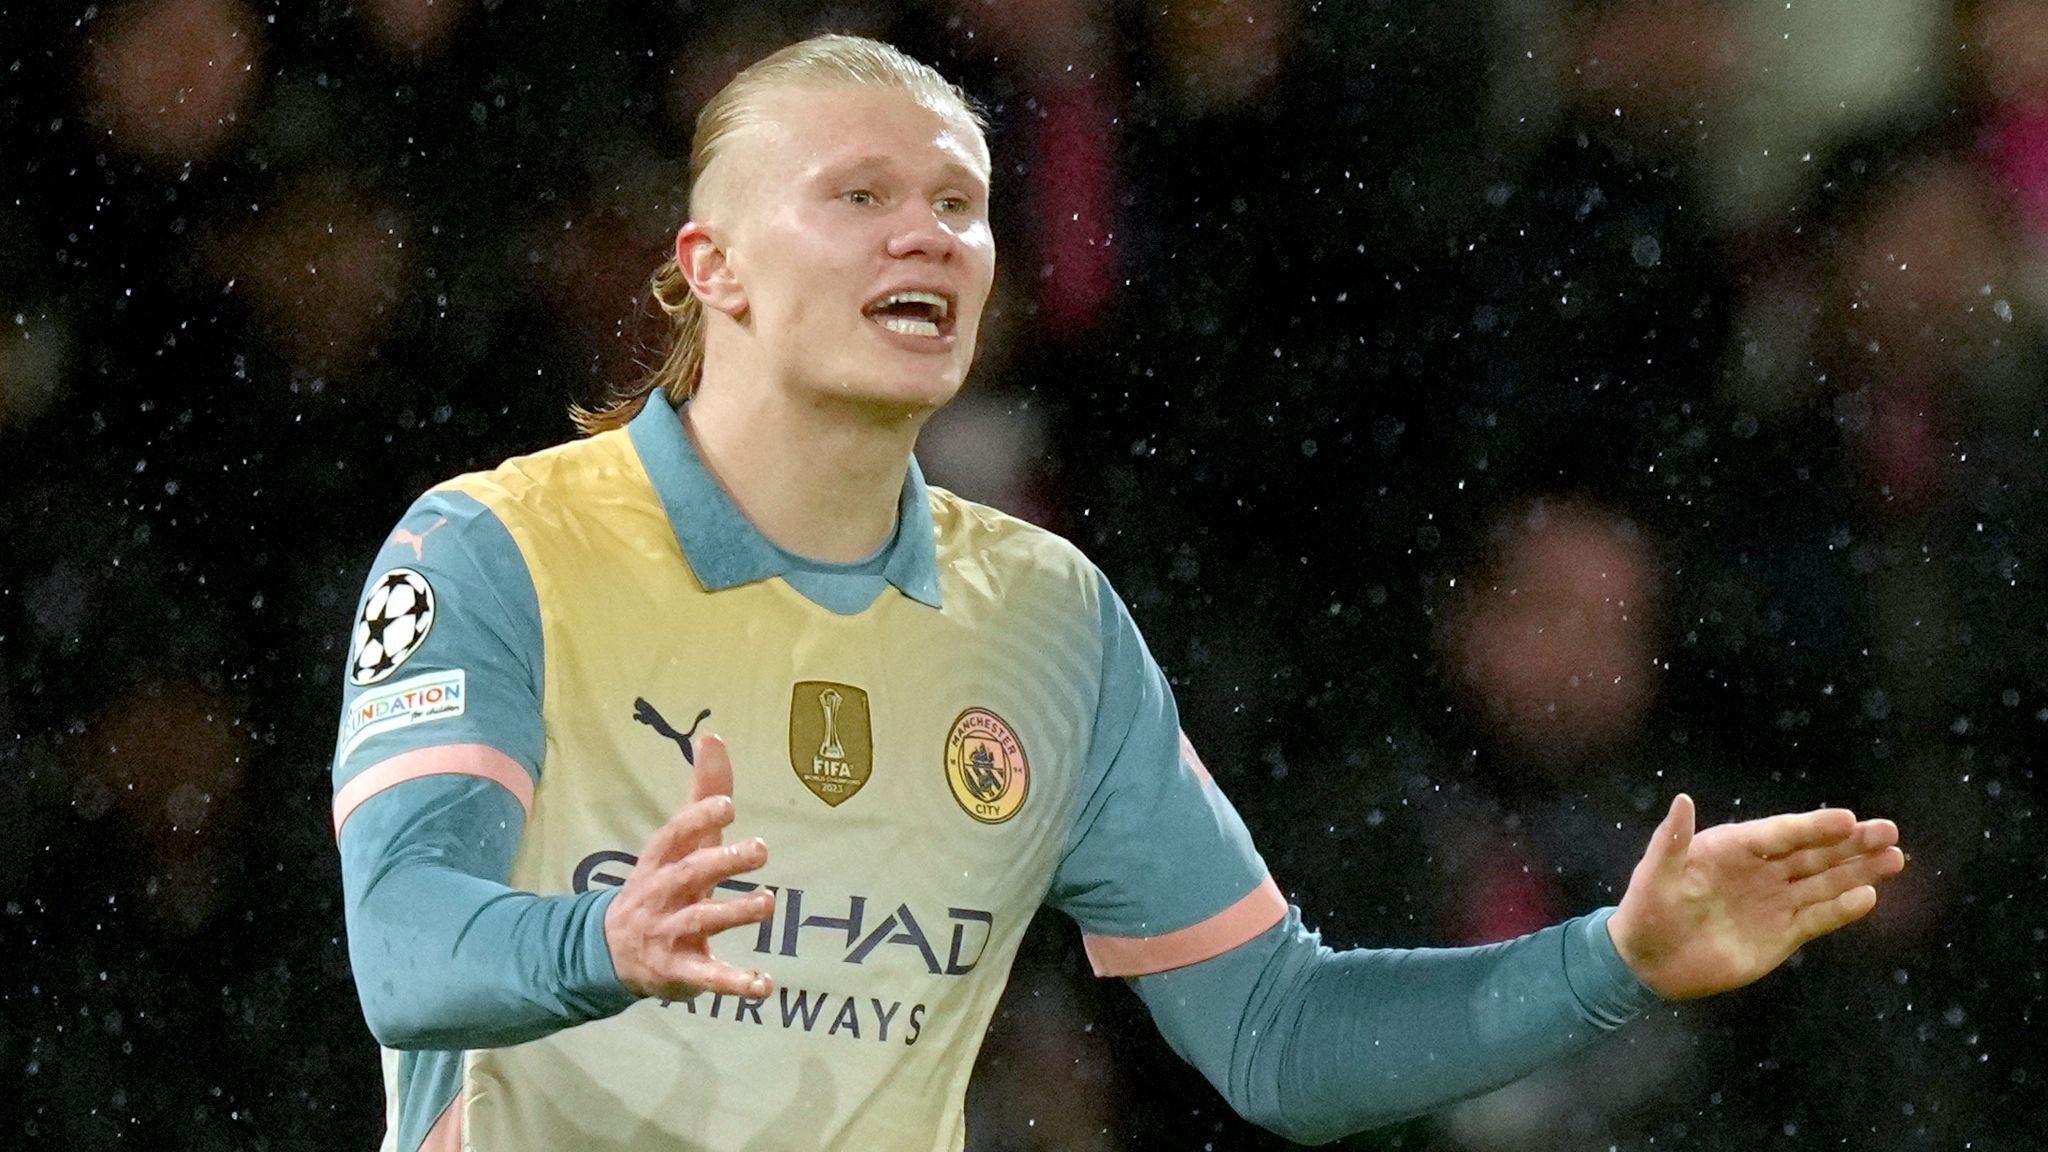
[350,568,436,686]
[338,670,466,762]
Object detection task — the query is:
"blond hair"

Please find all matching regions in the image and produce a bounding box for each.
[571,34,986,435]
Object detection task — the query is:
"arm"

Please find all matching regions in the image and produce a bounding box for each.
[1135,797,1904,1144]
[1056,571,1904,1143]
[341,739,776,1049]
[333,491,631,1049]
[1133,907,1655,1146]
[334,493,772,1050]
[340,761,634,1049]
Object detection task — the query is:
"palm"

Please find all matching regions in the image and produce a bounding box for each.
[1608,796,1904,1000]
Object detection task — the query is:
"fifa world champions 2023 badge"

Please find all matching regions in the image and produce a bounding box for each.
[945,708,1029,824]
[789,681,874,806]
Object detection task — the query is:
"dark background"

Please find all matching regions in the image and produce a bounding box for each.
[5,0,2047,1148]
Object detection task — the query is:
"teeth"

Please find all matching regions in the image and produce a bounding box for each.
[878,316,941,338]
[876,290,949,321]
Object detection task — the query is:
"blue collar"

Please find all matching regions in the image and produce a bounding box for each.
[627,389,943,609]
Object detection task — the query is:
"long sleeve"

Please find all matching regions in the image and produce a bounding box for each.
[339,772,638,1050]
[1133,904,1661,1145]
[332,489,638,1051]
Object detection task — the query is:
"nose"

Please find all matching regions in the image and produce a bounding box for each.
[884,202,960,262]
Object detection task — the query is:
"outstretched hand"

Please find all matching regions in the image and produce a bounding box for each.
[603,735,777,1002]
[1607,795,1905,1000]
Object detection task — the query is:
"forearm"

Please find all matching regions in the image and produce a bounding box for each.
[340,774,638,1049]
[1135,907,1660,1145]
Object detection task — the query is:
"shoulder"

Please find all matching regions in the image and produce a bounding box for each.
[927,484,1103,601]
[429,428,644,529]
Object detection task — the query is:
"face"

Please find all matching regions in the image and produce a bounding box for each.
[694,83,995,414]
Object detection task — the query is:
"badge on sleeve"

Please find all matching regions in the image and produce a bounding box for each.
[349,568,437,686]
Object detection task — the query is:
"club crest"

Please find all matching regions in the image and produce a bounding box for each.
[945,707,1028,824]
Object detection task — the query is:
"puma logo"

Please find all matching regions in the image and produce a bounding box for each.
[392,517,448,561]
[634,698,712,765]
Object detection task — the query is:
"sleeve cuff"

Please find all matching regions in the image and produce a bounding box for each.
[1563,906,1663,1028]
[570,886,640,1017]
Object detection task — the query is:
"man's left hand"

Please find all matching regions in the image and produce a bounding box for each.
[1607,795,1905,1000]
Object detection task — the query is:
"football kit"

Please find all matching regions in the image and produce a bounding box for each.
[333,391,1659,1151]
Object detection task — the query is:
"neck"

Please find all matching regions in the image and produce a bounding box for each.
[684,376,923,564]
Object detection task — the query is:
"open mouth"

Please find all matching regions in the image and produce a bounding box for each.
[863,290,953,339]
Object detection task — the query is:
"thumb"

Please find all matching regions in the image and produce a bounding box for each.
[1644,793,1696,876]
[692,733,736,806]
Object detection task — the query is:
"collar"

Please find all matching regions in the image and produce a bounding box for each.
[627,389,943,608]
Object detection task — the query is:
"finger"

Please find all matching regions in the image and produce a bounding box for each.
[638,794,737,868]
[664,837,770,897]
[1790,846,1906,905]
[1742,807,1857,859]
[1792,883,1879,941]
[663,957,775,1001]
[692,734,736,805]
[1777,819,1901,879]
[663,887,776,942]
[1642,793,1696,876]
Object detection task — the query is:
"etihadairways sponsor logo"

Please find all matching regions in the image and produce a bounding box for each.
[574,853,993,978]
[338,670,465,761]
[575,857,982,1046]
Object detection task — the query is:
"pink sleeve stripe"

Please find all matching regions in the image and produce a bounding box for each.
[331,743,534,840]
[421,1090,464,1151]
[1178,729,1214,786]
[1082,874,1288,977]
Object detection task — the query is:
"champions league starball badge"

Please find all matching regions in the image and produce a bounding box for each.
[349,568,437,686]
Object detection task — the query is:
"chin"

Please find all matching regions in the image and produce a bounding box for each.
[807,372,964,419]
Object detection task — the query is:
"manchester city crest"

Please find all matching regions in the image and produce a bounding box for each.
[945,707,1029,824]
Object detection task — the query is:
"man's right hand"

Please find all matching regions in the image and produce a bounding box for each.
[603,734,776,1001]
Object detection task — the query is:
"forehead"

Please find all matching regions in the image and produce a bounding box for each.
[737,83,990,184]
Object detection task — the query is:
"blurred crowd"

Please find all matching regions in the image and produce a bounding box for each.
[5,1,2047,1148]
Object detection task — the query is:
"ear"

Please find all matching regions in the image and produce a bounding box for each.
[676,221,747,319]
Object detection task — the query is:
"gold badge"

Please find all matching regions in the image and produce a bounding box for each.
[945,707,1029,824]
[788,681,873,806]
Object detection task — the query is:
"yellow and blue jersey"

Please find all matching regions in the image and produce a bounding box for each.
[331,391,1298,1150]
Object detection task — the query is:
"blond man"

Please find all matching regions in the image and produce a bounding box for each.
[332,34,1903,1151]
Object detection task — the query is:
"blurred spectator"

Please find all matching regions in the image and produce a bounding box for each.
[1452,498,1661,769]
[1146,0,1294,118]
[80,0,262,168]
[1421,497,1703,1149]
[1453,0,1745,518]
[84,679,247,934]
[361,0,472,60]
[917,390,1058,526]
[951,0,1121,332]
[214,178,410,381]
[1965,0,2048,309]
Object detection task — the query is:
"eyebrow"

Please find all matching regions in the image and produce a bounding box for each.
[813,154,990,192]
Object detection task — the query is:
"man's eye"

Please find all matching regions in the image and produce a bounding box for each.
[843,190,877,206]
[936,195,971,214]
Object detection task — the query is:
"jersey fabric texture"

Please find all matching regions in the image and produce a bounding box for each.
[332,390,1289,1151]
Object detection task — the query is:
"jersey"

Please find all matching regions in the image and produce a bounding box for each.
[330,390,1287,1151]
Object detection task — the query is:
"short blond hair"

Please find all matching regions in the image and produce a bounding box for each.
[571,34,986,435]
